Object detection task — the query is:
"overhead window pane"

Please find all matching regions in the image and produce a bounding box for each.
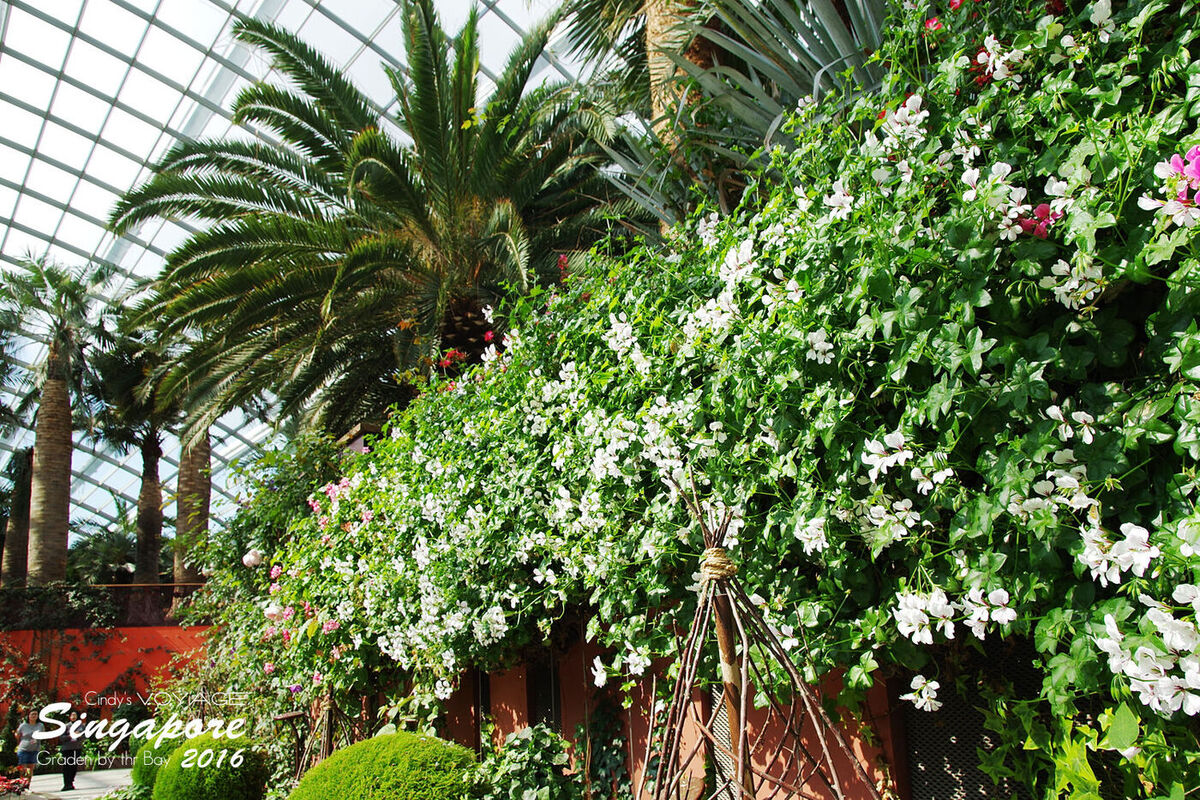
[0,54,58,113]
[64,38,131,99]
[70,178,119,223]
[78,1,149,58]
[50,82,113,133]
[119,69,180,127]
[155,2,230,50]
[139,27,206,89]
[0,145,33,184]
[26,159,81,204]
[4,8,74,72]
[0,101,46,149]
[38,121,94,167]
[84,146,142,194]
[103,107,164,162]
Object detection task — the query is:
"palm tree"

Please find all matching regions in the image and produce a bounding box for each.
[0,258,112,585]
[85,324,178,585]
[0,449,33,587]
[111,1,626,438]
[67,501,173,586]
[173,427,209,594]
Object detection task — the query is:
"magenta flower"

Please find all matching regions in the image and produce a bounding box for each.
[270,564,283,580]
[288,684,302,694]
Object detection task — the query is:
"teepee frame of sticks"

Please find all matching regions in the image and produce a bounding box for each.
[645,478,883,800]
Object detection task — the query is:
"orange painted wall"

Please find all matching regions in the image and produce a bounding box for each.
[0,627,208,717]
[474,650,905,800]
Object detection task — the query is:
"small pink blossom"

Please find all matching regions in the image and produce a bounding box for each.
[925,17,942,31]
[322,619,340,634]
[270,564,283,580]
[263,662,275,674]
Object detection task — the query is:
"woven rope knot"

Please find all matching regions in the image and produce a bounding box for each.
[700,547,737,583]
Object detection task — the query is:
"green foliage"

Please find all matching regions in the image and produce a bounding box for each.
[474,723,585,800]
[287,732,475,800]
[202,0,1200,796]
[131,735,186,790]
[151,732,267,800]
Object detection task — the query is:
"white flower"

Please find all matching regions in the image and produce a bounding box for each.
[533,566,557,585]
[1071,411,1096,444]
[264,602,284,622]
[1112,523,1159,578]
[960,588,991,639]
[823,180,855,220]
[626,648,652,676]
[806,329,835,364]
[961,167,981,201]
[719,239,757,285]
[795,516,829,556]
[591,656,608,688]
[243,549,264,568]
[434,679,454,700]
[1090,0,1115,43]
[988,588,1017,625]
[481,304,494,323]
[894,592,933,645]
[778,624,799,651]
[900,675,943,712]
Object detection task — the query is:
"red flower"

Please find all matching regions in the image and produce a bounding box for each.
[950,0,963,8]
[1017,204,1063,239]
[925,17,942,30]
[484,330,494,342]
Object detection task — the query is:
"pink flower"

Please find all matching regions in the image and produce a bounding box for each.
[925,17,942,31]
[1017,203,1063,238]
[282,630,292,644]
[322,620,340,634]
[270,564,283,580]
[312,672,323,684]
[484,330,494,342]
[361,509,374,523]
[263,662,275,674]
[950,0,963,8]
[269,582,280,594]
[282,606,295,620]
[318,515,330,529]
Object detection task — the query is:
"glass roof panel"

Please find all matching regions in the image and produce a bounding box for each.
[0,0,589,536]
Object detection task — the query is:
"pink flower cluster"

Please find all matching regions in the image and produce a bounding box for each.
[1139,146,1200,228]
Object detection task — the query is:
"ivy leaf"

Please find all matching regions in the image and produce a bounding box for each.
[1107,702,1140,751]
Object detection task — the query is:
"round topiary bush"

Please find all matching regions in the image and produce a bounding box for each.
[287,731,475,800]
[130,735,186,791]
[152,731,268,800]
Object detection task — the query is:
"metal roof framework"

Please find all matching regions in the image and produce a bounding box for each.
[0,0,586,533]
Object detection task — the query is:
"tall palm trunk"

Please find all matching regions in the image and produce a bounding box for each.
[134,430,163,584]
[26,339,73,586]
[1,449,33,587]
[174,431,209,592]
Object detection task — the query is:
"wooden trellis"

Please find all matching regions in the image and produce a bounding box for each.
[644,481,884,800]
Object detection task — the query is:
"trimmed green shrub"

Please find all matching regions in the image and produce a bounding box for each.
[152,731,267,800]
[287,732,475,800]
[130,735,186,790]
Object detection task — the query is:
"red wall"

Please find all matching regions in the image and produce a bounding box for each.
[443,645,905,800]
[0,626,208,717]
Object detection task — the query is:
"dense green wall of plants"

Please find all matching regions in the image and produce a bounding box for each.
[213,0,1199,796]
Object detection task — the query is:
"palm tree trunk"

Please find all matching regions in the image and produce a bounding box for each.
[134,430,163,584]
[173,430,210,592]
[26,340,73,586]
[1,449,33,587]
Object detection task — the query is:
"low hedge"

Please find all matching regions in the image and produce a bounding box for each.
[151,731,267,800]
[130,736,186,790]
[288,732,475,800]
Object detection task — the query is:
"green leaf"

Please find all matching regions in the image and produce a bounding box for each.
[1107,702,1140,751]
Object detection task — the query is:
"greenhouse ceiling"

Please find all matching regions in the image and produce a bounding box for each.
[0,0,585,531]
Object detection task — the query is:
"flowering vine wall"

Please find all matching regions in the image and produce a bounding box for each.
[201,0,1200,796]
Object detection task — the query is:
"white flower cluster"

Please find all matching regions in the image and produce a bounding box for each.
[1094,593,1200,716]
[900,674,942,712]
[794,516,828,555]
[1078,522,1160,587]
[603,312,651,375]
[719,239,758,285]
[823,180,855,221]
[681,288,737,346]
[862,431,914,483]
[1040,256,1103,310]
[961,162,1031,240]
[894,587,1017,645]
[806,329,834,364]
[976,34,1026,85]
[951,115,992,165]
[697,211,721,248]
[879,94,930,152]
